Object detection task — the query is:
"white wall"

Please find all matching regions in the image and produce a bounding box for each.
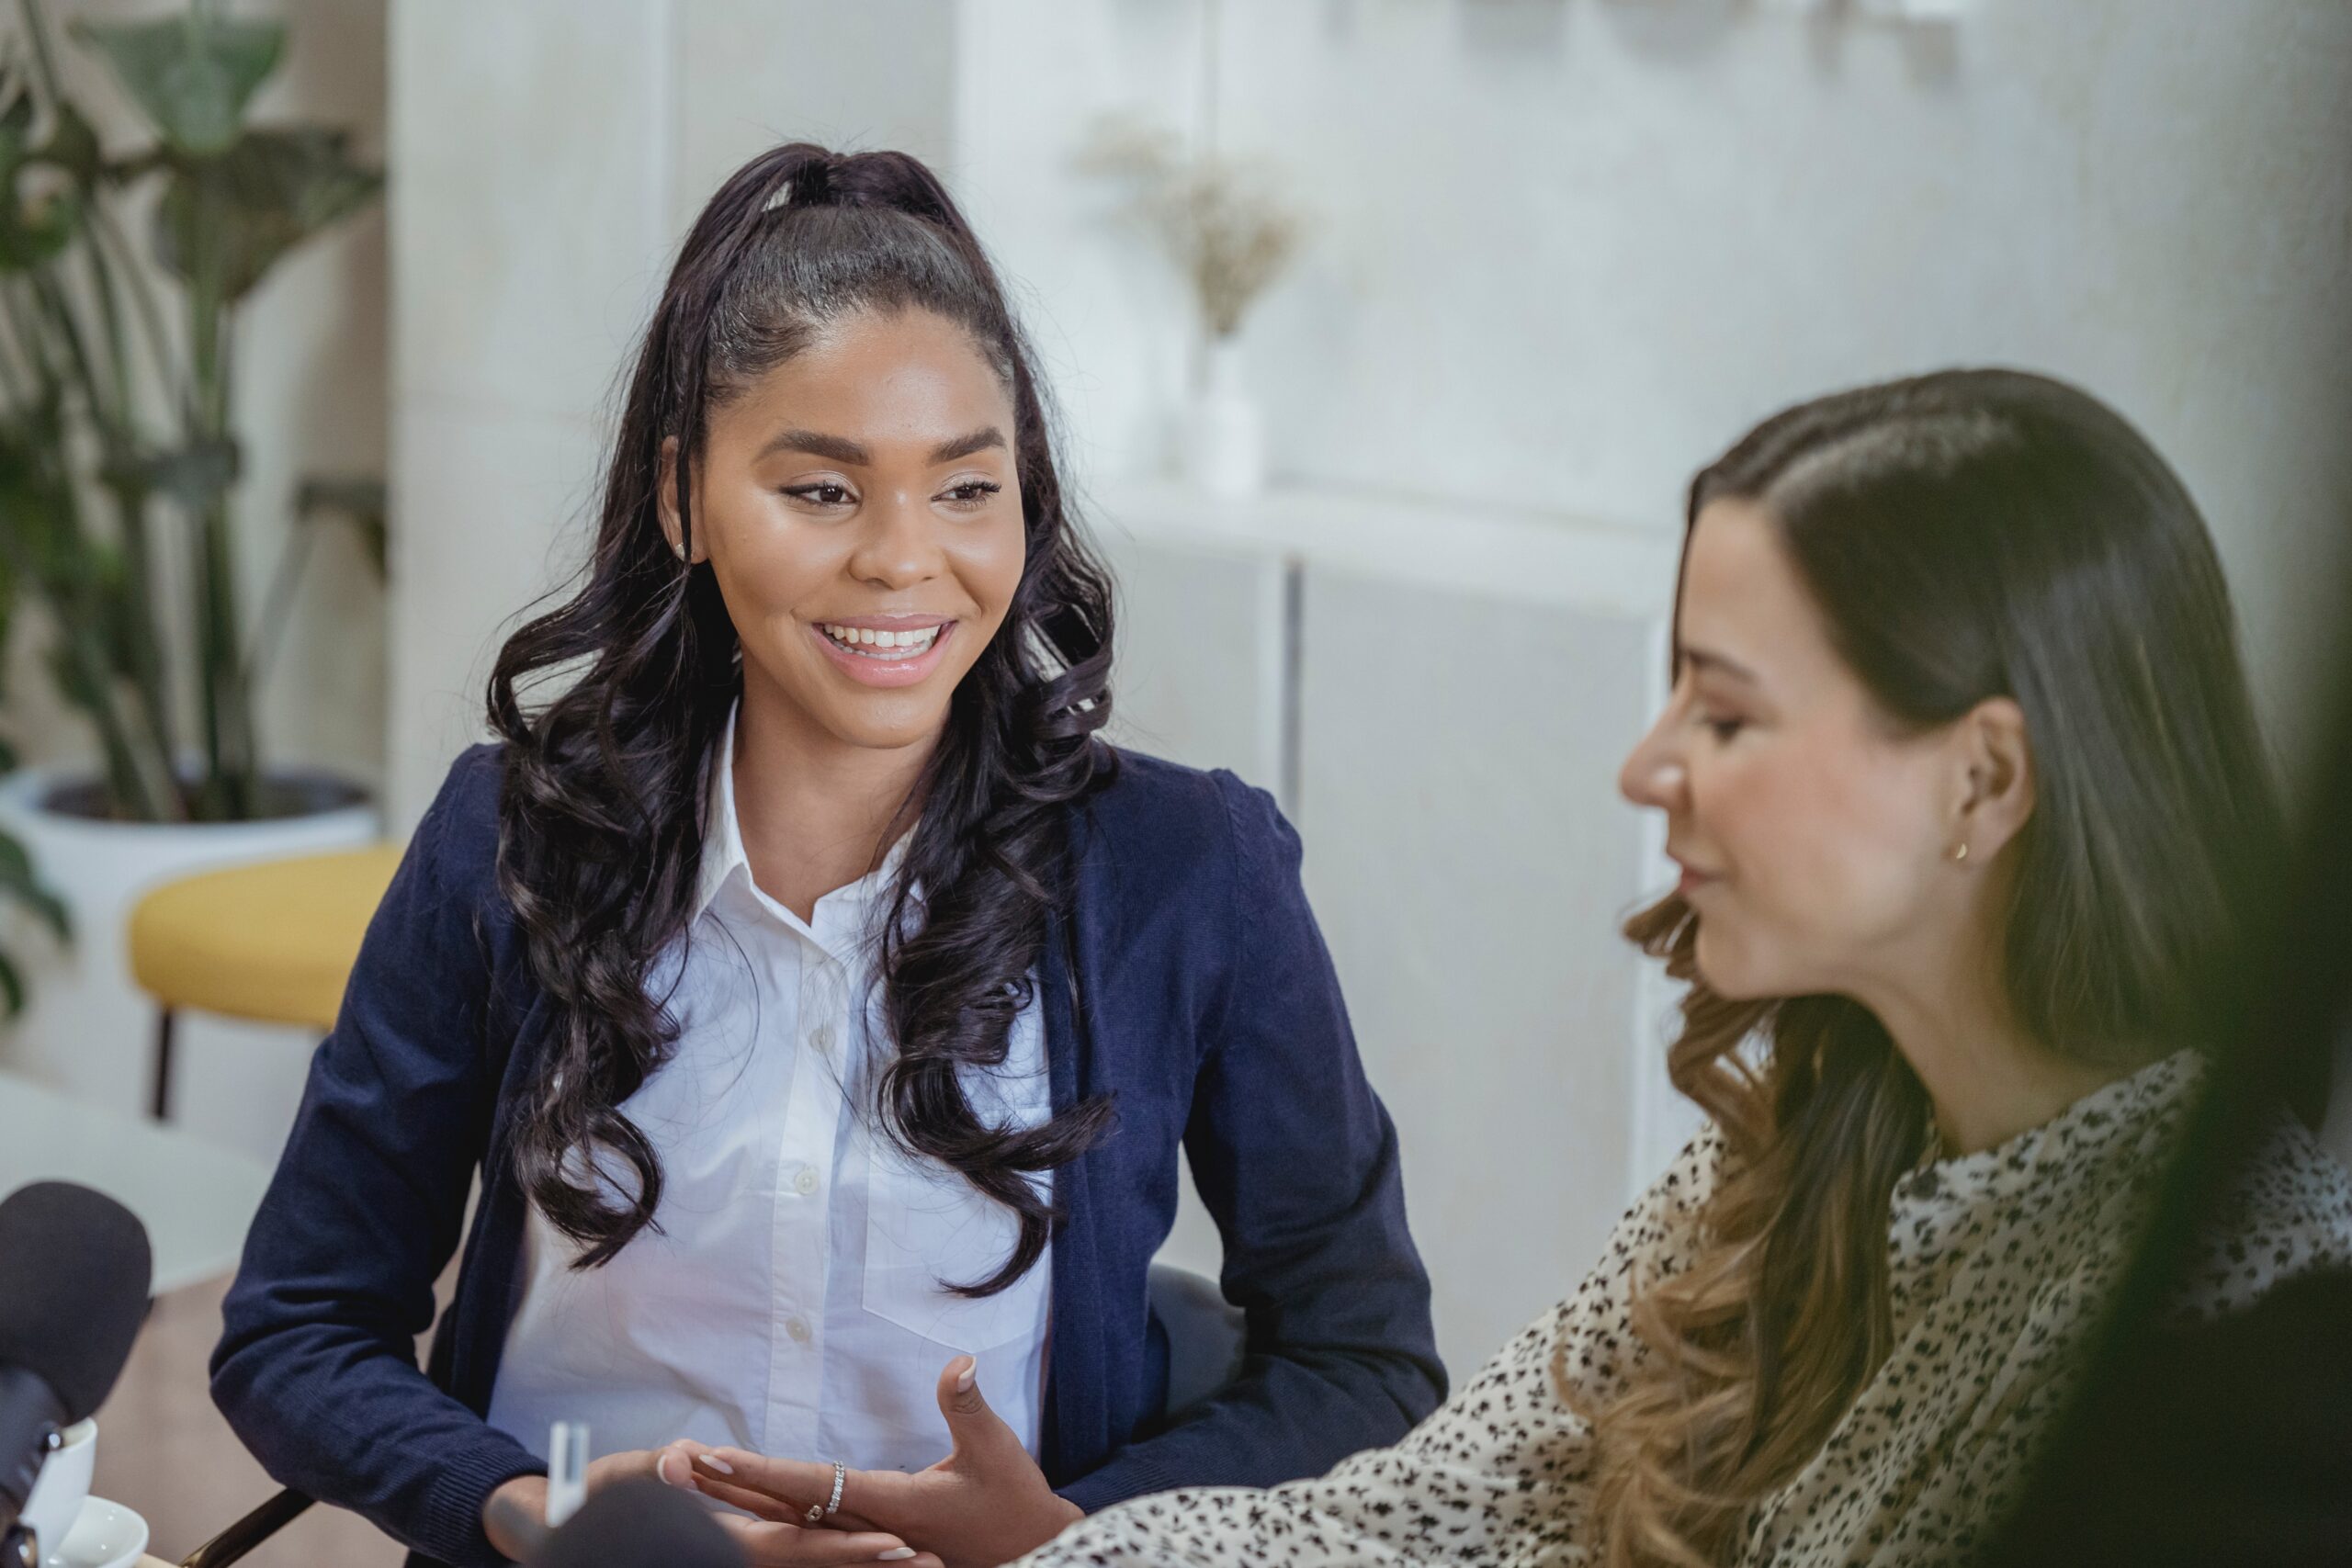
[960,0,2352,770]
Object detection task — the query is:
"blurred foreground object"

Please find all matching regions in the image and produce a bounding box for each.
[1993,619,2352,1566]
[0,0,381,823]
[0,1181,151,1559]
[527,1479,743,1568]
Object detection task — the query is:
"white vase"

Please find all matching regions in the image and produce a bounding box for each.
[0,768,379,1154]
[1185,337,1268,500]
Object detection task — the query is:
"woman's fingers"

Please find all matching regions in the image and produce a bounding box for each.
[683,1470,799,1523]
[695,1446,844,1507]
[692,1447,908,1524]
[710,1515,927,1565]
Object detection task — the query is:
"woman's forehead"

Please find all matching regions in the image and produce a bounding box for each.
[1677,500,1840,689]
[717,310,1014,449]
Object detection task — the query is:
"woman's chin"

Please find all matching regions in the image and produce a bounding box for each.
[1690,926,1774,1001]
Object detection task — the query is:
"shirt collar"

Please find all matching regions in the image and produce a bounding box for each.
[692,704,915,932]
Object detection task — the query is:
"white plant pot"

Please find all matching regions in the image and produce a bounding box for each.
[0,768,379,1156]
[1184,338,1268,500]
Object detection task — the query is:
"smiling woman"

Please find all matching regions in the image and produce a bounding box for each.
[665,312,1027,721]
[209,143,1442,1568]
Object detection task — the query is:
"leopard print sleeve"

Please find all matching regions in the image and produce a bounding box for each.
[1017,1127,1727,1568]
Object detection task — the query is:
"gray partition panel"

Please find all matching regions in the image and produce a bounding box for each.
[1093,535,1285,795]
[1296,565,1657,1378]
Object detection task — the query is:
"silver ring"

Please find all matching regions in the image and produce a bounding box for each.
[806,1460,846,1525]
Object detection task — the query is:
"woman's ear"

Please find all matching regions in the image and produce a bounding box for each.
[1951,696,2035,863]
[657,435,698,562]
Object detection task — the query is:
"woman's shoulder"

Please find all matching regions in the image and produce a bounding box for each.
[398,740,511,906]
[2171,1115,2352,1321]
[1079,745,1294,877]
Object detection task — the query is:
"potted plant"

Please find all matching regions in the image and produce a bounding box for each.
[0,0,384,1114]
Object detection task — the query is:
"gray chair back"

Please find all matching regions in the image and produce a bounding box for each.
[1148,1260,1248,1416]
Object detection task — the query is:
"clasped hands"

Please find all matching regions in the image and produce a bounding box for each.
[489,1356,1082,1568]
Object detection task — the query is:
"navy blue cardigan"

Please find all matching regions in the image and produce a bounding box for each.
[211,744,1444,1566]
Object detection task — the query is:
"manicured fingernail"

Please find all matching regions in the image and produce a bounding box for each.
[879,1551,916,1562]
[955,1356,977,1392]
[654,1451,681,1487]
[697,1452,734,1475]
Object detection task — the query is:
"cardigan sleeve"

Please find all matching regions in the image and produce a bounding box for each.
[1057,773,1449,1512]
[210,749,546,1568]
[1023,1126,1725,1566]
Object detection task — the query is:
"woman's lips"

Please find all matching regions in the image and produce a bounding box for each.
[1674,863,1720,897]
[809,618,957,689]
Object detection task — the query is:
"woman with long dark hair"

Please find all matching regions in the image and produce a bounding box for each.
[977,369,2352,1567]
[211,143,1442,1568]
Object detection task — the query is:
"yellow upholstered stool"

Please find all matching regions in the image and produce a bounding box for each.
[127,845,402,1122]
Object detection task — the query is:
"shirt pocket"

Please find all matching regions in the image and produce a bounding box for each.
[862,1143,1052,1354]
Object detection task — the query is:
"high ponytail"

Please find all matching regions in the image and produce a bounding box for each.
[489,144,1117,1280]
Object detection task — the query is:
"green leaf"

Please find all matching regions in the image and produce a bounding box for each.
[0,829,70,942]
[152,127,381,300]
[72,14,285,158]
[36,102,106,188]
[0,185,81,273]
[0,71,35,152]
[0,67,85,274]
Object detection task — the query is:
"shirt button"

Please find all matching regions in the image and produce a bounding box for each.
[786,1316,812,1344]
[808,1023,835,1054]
[793,1167,820,1197]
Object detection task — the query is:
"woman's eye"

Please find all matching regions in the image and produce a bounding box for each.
[786,482,855,507]
[1701,714,1746,742]
[941,479,1002,508]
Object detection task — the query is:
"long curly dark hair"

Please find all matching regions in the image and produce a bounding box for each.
[487,143,1118,1287]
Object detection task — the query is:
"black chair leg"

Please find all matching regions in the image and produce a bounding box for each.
[152,1008,176,1122]
[180,1487,314,1568]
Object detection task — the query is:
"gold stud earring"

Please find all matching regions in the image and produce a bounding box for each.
[672,537,687,562]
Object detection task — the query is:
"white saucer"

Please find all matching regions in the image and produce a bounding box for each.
[41,1496,150,1568]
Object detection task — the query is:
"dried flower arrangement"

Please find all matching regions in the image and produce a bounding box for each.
[1079,117,1304,341]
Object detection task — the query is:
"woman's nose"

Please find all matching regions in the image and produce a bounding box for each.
[1619,715,1687,811]
[850,491,945,589]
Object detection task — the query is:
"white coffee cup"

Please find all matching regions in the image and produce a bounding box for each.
[20,1417,96,1554]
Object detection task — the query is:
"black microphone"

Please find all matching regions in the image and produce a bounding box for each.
[0,1182,153,1540]
[527,1478,746,1568]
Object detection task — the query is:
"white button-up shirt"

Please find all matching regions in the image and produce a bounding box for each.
[486,713,1054,1474]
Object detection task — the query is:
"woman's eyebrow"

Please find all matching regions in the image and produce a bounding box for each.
[752,428,1007,465]
[759,429,872,465]
[1679,644,1762,685]
[929,427,1007,463]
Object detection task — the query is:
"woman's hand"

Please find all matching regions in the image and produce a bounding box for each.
[483,1444,939,1565]
[684,1356,1086,1568]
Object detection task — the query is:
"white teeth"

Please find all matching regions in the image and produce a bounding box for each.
[821,623,942,659]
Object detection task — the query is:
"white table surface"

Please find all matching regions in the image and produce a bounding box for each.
[0,1074,272,1296]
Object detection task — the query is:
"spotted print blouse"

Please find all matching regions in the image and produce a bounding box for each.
[1023,1052,2352,1567]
